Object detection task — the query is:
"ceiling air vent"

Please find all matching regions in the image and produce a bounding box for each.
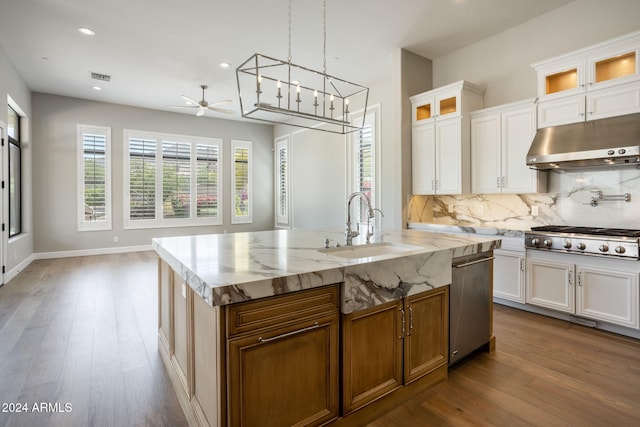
[91,72,111,82]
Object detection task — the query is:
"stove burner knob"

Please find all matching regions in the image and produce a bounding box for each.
[619,148,627,155]
[576,242,587,250]
[563,240,572,249]
[615,246,626,254]
[599,244,609,253]
[543,239,553,248]
[531,238,540,246]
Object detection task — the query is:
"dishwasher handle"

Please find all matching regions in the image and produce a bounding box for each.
[452,256,494,268]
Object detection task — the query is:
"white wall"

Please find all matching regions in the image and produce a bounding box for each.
[432,0,640,107]
[31,93,274,254]
[0,46,33,276]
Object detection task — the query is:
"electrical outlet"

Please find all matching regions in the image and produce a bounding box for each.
[113,236,119,243]
[181,283,187,299]
[531,205,539,216]
[448,204,454,213]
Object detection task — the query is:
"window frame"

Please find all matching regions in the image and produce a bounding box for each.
[231,139,253,224]
[7,105,22,238]
[77,124,112,231]
[123,129,223,229]
[274,135,290,228]
[347,104,381,230]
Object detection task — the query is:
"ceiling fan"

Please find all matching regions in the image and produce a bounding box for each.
[170,84,233,116]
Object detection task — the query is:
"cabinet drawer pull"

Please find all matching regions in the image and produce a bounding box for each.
[408,306,413,336]
[258,322,319,343]
[399,308,405,339]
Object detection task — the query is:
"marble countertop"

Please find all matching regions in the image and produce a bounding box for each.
[407,222,526,237]
[152,228,501,313]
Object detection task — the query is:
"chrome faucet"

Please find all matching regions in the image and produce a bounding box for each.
[345,192,375,246]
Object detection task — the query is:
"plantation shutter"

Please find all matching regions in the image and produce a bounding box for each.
[196,144,219,218]
[232,140,252,223]
[162,141,192,219]
[278,145,288,218]
[129,137,157,220]
[82,133,107,222]
[355,121,374,222]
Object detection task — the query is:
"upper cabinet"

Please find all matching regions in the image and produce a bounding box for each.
[533,30,640,128]
[471,99,546,194]
[410,80,484,195]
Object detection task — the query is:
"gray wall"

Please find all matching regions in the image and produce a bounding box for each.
[432,0,640,108]
[31,93,274,253]
[0,46,33,273]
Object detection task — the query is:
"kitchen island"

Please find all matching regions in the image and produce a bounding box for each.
[153,229,500,427]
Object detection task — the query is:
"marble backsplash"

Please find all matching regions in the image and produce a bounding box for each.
[408,167,640,230]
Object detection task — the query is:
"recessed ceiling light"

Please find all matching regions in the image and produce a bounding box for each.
[78,27,96,36]
[219,62,231,68]
[92,86,102,91]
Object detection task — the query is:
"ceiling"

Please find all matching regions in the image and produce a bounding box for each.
[0,0,574,120]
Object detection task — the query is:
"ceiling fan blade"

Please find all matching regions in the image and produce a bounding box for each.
[181,95,198,105]
[207,106,234,114]
[167,105,197,109]
[209,99,232,106]
[196,107,206,117]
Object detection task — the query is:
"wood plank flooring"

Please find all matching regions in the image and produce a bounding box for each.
[1,251,639,426]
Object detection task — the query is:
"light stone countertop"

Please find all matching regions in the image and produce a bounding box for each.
[152,228,501,313]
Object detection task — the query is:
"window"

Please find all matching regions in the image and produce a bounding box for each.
[275,135,290,228]
[77,125,111,231]
[231,140,252,224]
[124,130,222,228]
[7,106,21,237]
[349,105,379,226]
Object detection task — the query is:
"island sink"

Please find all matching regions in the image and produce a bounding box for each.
[317,241,423,259]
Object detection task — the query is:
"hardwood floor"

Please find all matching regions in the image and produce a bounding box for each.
[1,252,639,426]
[0,252,187,427]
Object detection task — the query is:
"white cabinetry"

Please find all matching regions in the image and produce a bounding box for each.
[493,236,526,304]
[471,99,546,194]
[411,80,483,195]
[533,30,640,128]
[526,251,639,329]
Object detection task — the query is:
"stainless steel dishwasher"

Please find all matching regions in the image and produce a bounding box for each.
[449,252,493,366]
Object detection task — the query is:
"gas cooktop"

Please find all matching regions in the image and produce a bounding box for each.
[526,225,640,259]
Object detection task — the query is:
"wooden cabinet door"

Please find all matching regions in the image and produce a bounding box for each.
[576,265,639,329]
[435,117,462,194]
[412,123,436,195]
[493,250,525,303]
[172,270,190,395]
[526,258,575,313]
[404,288,449,384]
[586,81,640,121]
[501,105,538,194]
[228,314,339,427]
[342,300,403,414]
[471,112,501,194]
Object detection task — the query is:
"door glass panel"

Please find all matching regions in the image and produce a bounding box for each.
[416,103,431,121]
[595,51,636,83]
[546,69,578,95]
[439,96,457,115]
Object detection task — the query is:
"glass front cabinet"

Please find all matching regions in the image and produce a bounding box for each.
[533,30,640,128]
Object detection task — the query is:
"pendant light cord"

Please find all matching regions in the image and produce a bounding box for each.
[323,0,327,76]
[288,0,292,63]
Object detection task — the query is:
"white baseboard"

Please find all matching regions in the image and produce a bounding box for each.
[2,245,153,286]
[4,253,36,284]
[33,244,153,260]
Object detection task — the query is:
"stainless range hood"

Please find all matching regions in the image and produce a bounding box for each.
[526,113,640,170]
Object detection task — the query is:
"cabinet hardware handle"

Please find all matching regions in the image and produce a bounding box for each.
[502,176,506,188]
[496,177,500,189]
[258,322,319,343]
[568,271,573,285]
[453,256,494,268]
[408,306,413,336]
[399,308,406,339]
[520,258,525,271]
[578,272,582,286]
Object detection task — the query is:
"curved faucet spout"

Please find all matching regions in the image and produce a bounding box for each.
[346,192,373,246]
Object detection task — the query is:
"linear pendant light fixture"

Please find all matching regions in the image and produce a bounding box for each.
[236,0,369,134]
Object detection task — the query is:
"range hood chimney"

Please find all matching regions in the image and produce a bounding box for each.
[526,113,640,170]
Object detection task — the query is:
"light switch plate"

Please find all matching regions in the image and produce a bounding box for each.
[181,283,187,299]
[531,205,539,216]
